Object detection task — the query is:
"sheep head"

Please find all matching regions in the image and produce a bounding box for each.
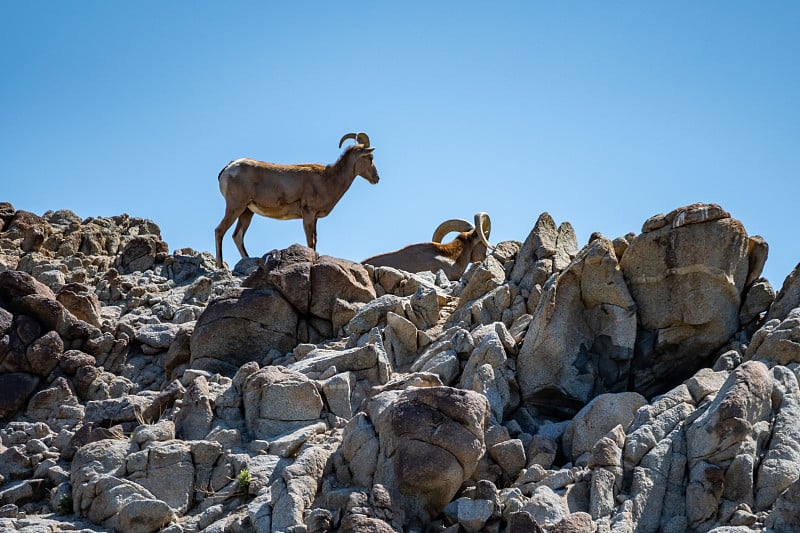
[338,132,379,184]
[433,212,493,262]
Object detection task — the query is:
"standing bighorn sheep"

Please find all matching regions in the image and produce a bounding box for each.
[362,212,493,280]
[214,132,380,268]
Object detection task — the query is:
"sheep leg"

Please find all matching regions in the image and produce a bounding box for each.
[232,209,254,260]
[302,211,318,250]
[214,205,246,268]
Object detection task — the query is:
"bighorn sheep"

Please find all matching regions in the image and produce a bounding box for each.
[362,212,493,280]
[214,132,380,268]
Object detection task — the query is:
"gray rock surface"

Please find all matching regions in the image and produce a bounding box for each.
[0,202,797,533]
[620,203,766,397]
[370,386,489,525]
[189,287,299,375]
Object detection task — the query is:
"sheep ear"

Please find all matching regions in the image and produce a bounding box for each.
[360,147,376,155]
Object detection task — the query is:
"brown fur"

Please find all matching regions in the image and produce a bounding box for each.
[363,231,489,281]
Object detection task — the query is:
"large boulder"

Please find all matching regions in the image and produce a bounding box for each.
[518,203,771,418]
[242,366,325,439]
[189,287,299,375]
[26,329,63,376]
[242,244,376,342]
[242,245,317,313]
[369,386,489,527]
[56,282,103,327]
[620,203,767,397]
[517,235,637,415]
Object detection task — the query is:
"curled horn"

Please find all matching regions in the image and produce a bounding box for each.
[474,212,494,250]
[339,132,371,148]
[432,218,475,243]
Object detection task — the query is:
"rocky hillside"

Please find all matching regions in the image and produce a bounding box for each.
[0,201,798,533]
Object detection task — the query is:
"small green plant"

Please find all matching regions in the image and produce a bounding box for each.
[58,493,73,515]
[237,467,252,494]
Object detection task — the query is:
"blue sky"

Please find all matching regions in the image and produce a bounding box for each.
[2,2,798,286]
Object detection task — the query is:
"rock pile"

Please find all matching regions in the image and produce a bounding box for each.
[0,200,798,533]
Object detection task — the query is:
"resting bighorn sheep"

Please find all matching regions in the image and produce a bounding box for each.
[214,132,380,268]
[362,212,493,280]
